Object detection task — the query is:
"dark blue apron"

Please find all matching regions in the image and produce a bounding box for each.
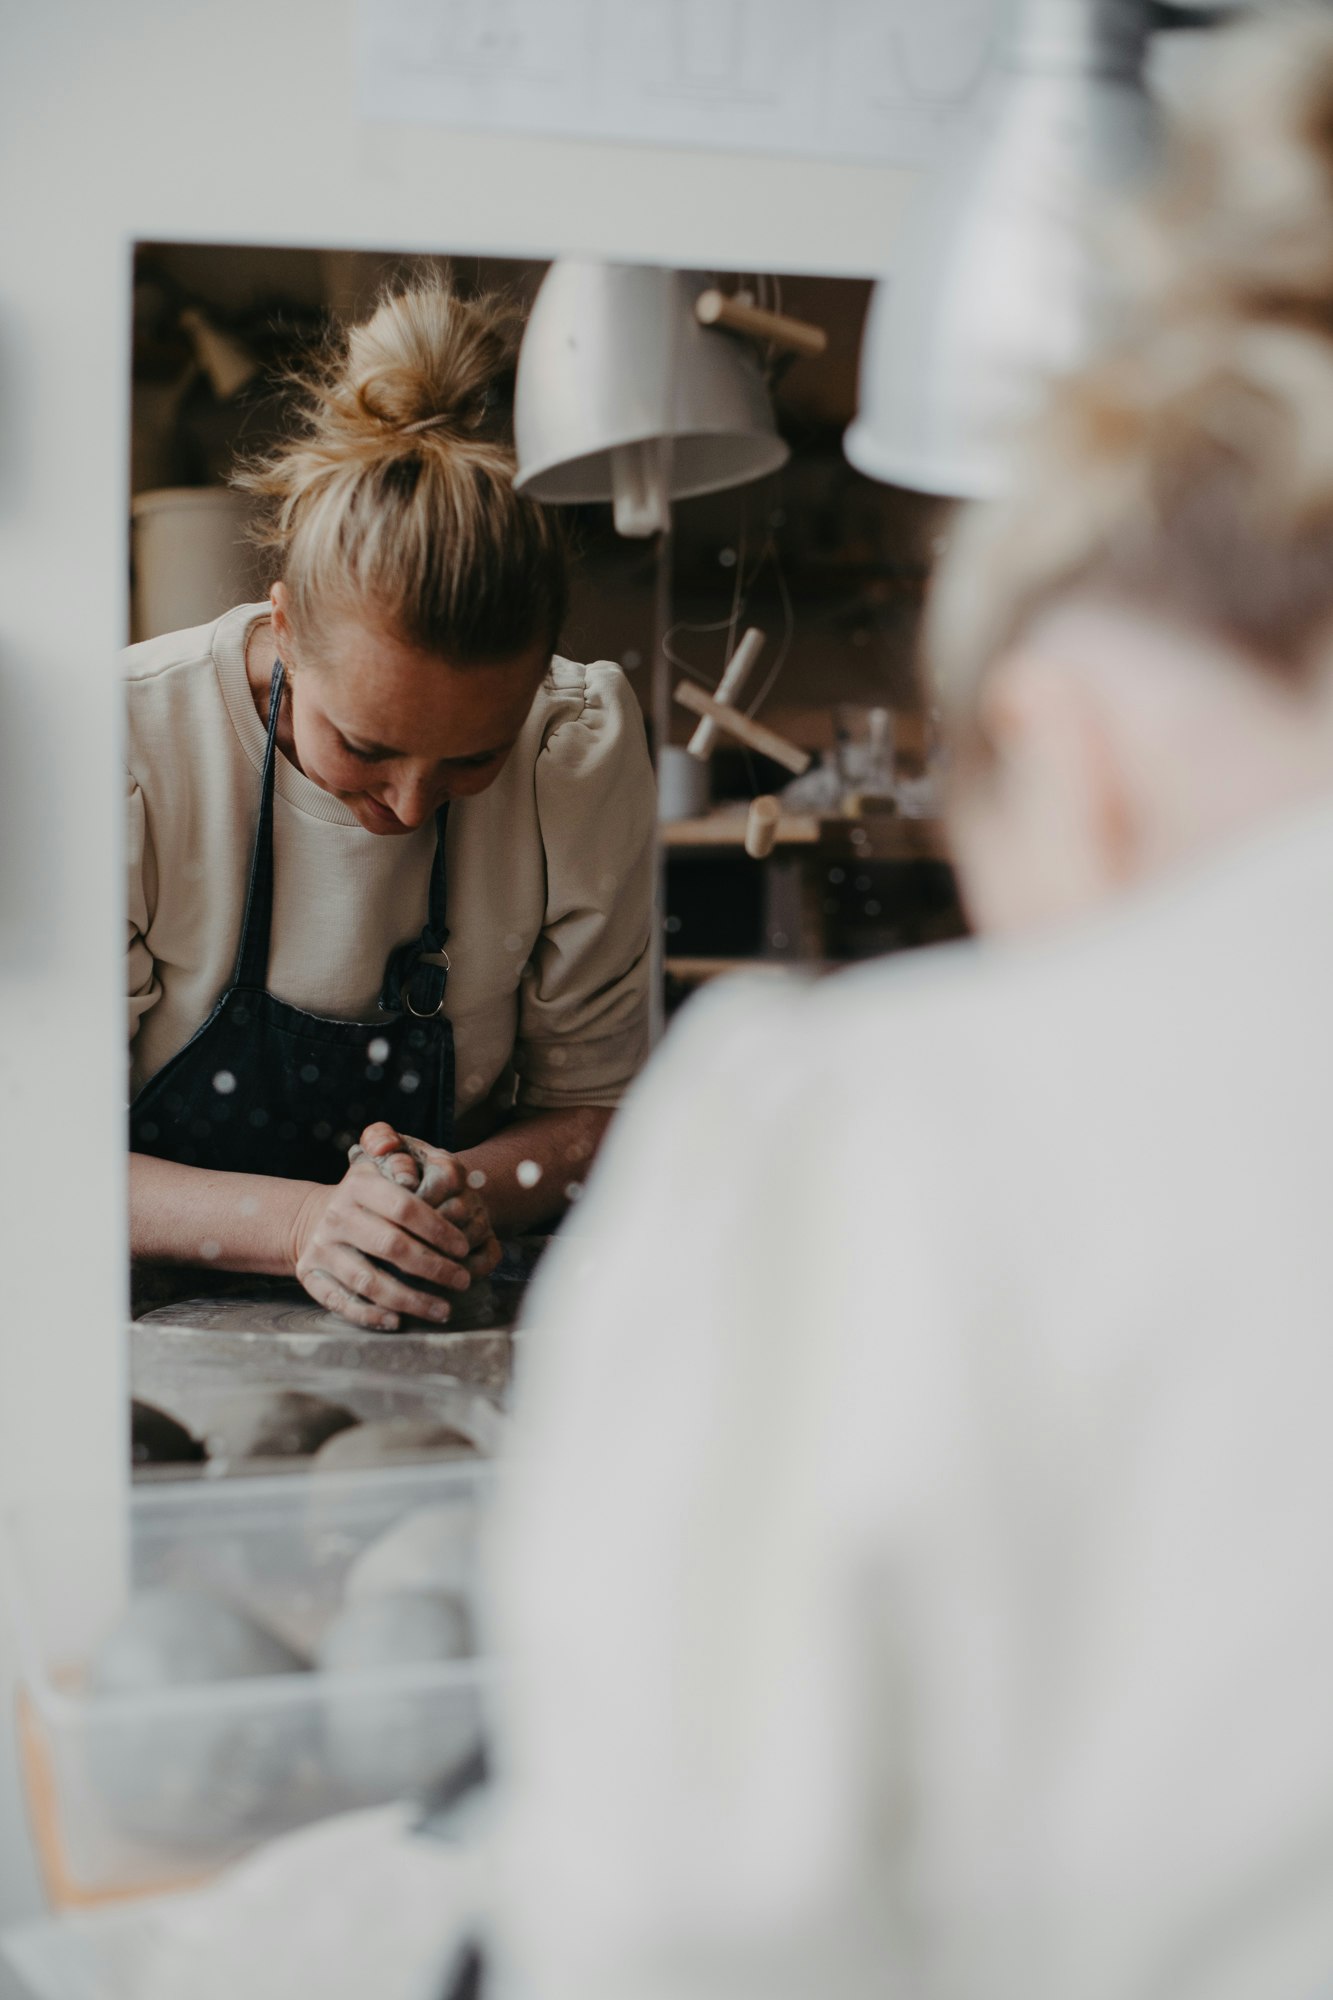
[130,662,456,1183]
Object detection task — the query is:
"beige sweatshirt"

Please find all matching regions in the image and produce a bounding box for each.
[127,604,654,1143]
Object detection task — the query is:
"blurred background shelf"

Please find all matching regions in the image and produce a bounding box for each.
[662,810,950,860]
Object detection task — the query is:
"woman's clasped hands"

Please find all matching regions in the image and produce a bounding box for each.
[288,1121,501,1329]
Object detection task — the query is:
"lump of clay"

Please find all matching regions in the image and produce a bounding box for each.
[131,1399,207,1467]
[343,1503,478,1603]
[312,1418,476,1473]
[316,1589,477,1801]
[201,1390,358,1462]
[86,1587,312,1846]
[352,1140,499,1330]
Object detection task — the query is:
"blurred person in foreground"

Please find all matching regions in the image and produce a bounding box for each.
[484,15,1333,2000]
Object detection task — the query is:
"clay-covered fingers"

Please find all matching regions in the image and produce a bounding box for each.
[309,1243,458,1328]
[437,1191,492,1249]
[354,1121,422,1189]
[466,1231,502,1280]
[291,1169,474,1328]
[299,1263,404,1333]
[348,1160,472,1264]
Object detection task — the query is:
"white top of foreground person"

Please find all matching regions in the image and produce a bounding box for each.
[483,15,1333,1998]
[487,790,1333,2000]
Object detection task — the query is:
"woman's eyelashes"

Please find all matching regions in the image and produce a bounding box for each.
[337,731,504,774]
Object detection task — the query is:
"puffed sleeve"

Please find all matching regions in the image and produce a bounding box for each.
[514,661,654,1110]
[128,770,161,1051]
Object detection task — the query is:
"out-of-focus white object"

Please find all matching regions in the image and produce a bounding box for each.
[514,262,789,538]
[687,626,766,761]
[779,748,846,812]
[130,489,267,643]
[3,1805,481,2000]
[835,704,896,799]
[846,0,1158,497]
[489,794,1333,1999]
[344,1502,478,1604]
[656,745,711,823]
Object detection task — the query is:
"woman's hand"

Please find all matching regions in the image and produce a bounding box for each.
[288,1148,481,1331]
[356,1122,502,1281]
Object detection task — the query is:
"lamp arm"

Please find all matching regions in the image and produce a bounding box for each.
[695,290,828,361]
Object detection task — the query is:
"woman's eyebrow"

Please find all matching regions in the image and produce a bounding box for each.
[341,731,404,759]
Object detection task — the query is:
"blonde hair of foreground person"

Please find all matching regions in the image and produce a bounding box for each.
[236,276,567,663]
[927,10,1333,934]
[479,18,1333,2000]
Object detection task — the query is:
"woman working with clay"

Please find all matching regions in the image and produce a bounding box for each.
[127,279,654,1330]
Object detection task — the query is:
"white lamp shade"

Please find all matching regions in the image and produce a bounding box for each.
[514,261,789,530]
[845,0,1158,500]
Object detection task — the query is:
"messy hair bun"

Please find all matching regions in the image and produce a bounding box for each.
[237,278,566,663]
[928,9,1333,741]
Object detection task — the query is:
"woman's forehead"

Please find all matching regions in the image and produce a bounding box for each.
[309,615,546,755]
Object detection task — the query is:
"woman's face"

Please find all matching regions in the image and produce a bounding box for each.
[273,593,549,836]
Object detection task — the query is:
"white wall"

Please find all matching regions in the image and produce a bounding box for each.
[0,0,915,1936]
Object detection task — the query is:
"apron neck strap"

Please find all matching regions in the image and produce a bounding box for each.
[233,659,453,1015]
[232,660,286,991]
[379,801,451,1019]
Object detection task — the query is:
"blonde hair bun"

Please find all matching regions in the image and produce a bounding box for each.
[342,284,522,446]
[237,278,566,663]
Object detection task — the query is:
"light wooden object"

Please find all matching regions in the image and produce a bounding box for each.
[661,811,951,862]
[686,625,766,761]
[744,795,781,859]
[695,290,828,360]
[672,680,812,776]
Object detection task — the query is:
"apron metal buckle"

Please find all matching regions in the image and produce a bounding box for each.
[402,951,450,1019]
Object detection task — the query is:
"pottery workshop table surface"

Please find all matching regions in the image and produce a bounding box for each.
[128,1237,551,1408]
[131,1303,515,1406]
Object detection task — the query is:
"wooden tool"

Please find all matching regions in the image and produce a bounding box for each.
[744,795,781,859]
[687,626,766,761]
[695,290,828,360]
[672,680,811,776]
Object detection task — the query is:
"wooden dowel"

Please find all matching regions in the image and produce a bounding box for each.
[744,795,781,859]
[695,289,828,360]
[687,626,766,761]
[673,680,811,776]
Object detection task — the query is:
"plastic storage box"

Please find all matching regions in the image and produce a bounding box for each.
[6,1462,493,1902]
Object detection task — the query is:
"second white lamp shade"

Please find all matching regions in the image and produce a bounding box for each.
[845,0,1158,500]
[513,260,789,536]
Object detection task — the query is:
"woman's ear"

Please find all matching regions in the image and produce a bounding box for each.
[958,646,1138,931]
[269,581,293,662]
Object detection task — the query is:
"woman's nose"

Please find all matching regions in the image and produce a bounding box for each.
[384,770,440,828]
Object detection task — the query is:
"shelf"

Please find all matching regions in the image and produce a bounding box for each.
[665,956,810,985]
[662,810,950,862]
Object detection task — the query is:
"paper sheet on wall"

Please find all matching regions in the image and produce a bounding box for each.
[356,0,999,167]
